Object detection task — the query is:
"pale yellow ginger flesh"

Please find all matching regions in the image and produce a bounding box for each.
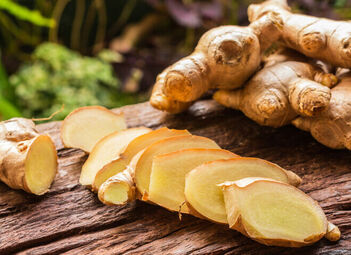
[93,159,127,192]
[92,127,190,191]
[79,127,150,186]
[98,150,143,205]
[0,118,58,195]
[148,148,238,213]
[292,71,351,150]
[100,181,131,205]
[184,157,301,223]
[220,178,340,247]
[150,12,284,113]
[61,106,127,153]
[25,135,58,195]
[135,135,220,197]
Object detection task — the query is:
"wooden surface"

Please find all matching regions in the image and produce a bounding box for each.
[0,100,350,255]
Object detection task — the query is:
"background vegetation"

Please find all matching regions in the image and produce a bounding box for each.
[1,0,350,120]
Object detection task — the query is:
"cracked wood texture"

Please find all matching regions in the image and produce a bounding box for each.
[0,100,350,255]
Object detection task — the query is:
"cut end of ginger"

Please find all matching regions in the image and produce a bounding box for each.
[184,157,301,224]
[80,127,150,186]
[92,158,126,192]
[25,135,58,195]
[99,181,133,205]
[148,148,238,213]
[61,106,127,152]
[135,135,220,196]
[221,177,329,247]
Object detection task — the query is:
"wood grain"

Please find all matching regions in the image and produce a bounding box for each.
[0,100,350,255]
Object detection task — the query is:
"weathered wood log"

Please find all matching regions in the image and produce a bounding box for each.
[0,100,350,254]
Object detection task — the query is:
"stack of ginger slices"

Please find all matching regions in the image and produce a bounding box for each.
[60,106,340,248]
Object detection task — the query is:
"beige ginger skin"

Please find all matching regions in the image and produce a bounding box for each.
[248,0,351,68]
[150,13,284,113]
[0,118,57,195]
[293,71,351,150]
[214,55,337,127]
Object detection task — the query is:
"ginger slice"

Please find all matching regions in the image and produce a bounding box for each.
[135,135,220,197]
[220,178,340,247]
[0,118,58,195]
[79,127,150,186]
[184,157,301,223]
[92,127,190,191]
[61,106,126,153]
[148,148,238,213]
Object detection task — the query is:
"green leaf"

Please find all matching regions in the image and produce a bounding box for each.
[0,96,21,120]
[0,0,55,28]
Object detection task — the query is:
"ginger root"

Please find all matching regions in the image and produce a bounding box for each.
[0,118,57,195]
[248,0,351,68]
[184,157,301,223]
[214,52,337,127]
[292,71,351,149]
[61,106,126,153]
[150,13,284,112]
[220,178,340,247]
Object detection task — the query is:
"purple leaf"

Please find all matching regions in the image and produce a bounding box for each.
[199,0,223,21]
[165,0,202,28]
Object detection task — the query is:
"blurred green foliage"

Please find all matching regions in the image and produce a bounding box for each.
[0,0,54,27]
[9,43,141,120]
[0,57,22,119]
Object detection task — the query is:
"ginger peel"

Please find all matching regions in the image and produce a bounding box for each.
[248,0,351,68]
[150,13,284,112]
[292,71,351,149]
[214,54,337,127]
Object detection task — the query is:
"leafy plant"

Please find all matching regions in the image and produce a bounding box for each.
[9,43,140,120]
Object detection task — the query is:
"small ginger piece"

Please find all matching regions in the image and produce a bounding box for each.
[220,178,340,247]
[92,127,190,191]
[0,118,58,195]
[292,71,351,150]
[326,222,341,242]
[79,127,151,186]
[98,150,143,205]
[150,12,285,112]
[184,157,301,223]
[214,55,337,127]
[148,148,238,213]
[135,135,220,197]
[248,0,351,68]
[61,106,126,152]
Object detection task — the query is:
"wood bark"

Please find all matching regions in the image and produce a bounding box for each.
[0,100,350,254]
